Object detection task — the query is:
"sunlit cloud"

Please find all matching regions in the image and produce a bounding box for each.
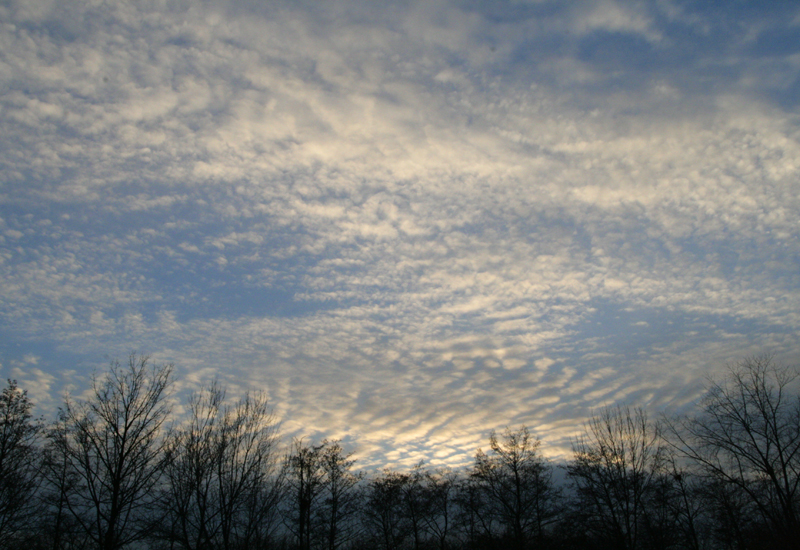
[1,0,799,467]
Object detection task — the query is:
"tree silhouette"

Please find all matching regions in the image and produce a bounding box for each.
[316,440,363,550]
[667,355,800,548]
[568,406,664,550]
[286,439,327,550]
[160,382,283,550]
[0,379,43,548]
[51,354,173,550]
[472,426,561,550]
[364,469,411,550]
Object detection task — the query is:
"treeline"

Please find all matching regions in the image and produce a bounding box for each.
[1,354,799,550]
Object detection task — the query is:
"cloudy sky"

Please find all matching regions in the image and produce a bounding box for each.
[2,0,799,468]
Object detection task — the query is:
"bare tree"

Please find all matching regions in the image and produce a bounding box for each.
[316,440,363,550]
[471,426,561,550]
[363,469,411,550]
[659,454,707,550]
[161,382,283,550]
[400,463,428,550]
[286,439,327,550]
[0,380,43,547]
[52,354,173,550]
[41,416,89,550]
[216,390,282,550]
[161,383,224,550]
[454,474,496,549]
[666,355,800,548]
[567,406,665,550]
[421,467,460,550]
[699,476,762,550]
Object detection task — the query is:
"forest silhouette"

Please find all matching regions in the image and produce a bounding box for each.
[2,353,798,550]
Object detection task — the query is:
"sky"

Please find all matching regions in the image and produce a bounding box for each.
[1,0,799,469]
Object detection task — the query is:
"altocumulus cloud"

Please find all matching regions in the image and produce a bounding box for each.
[1,0,799,467]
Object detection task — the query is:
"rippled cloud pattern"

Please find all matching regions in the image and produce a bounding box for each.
[2,0,799,467]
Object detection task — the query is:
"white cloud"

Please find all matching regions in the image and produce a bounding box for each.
[1,0,799,466]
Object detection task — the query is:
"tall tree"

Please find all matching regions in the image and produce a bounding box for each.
[41,415,89,550]
[471,426,561,550]
[363,469,411,550]
[161,383,224,550]
[316,440,363,550]
[667,355,800,548]
[286,439,327,550]
[568,406,665,550]
[52,354,173,550]
[399,463,428,550]
[0,380,43,548]
[658,455,707,550]
[161,382,283,550]
[454,474,496,549]
[215,389,283,550]
[421,467,460,550]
